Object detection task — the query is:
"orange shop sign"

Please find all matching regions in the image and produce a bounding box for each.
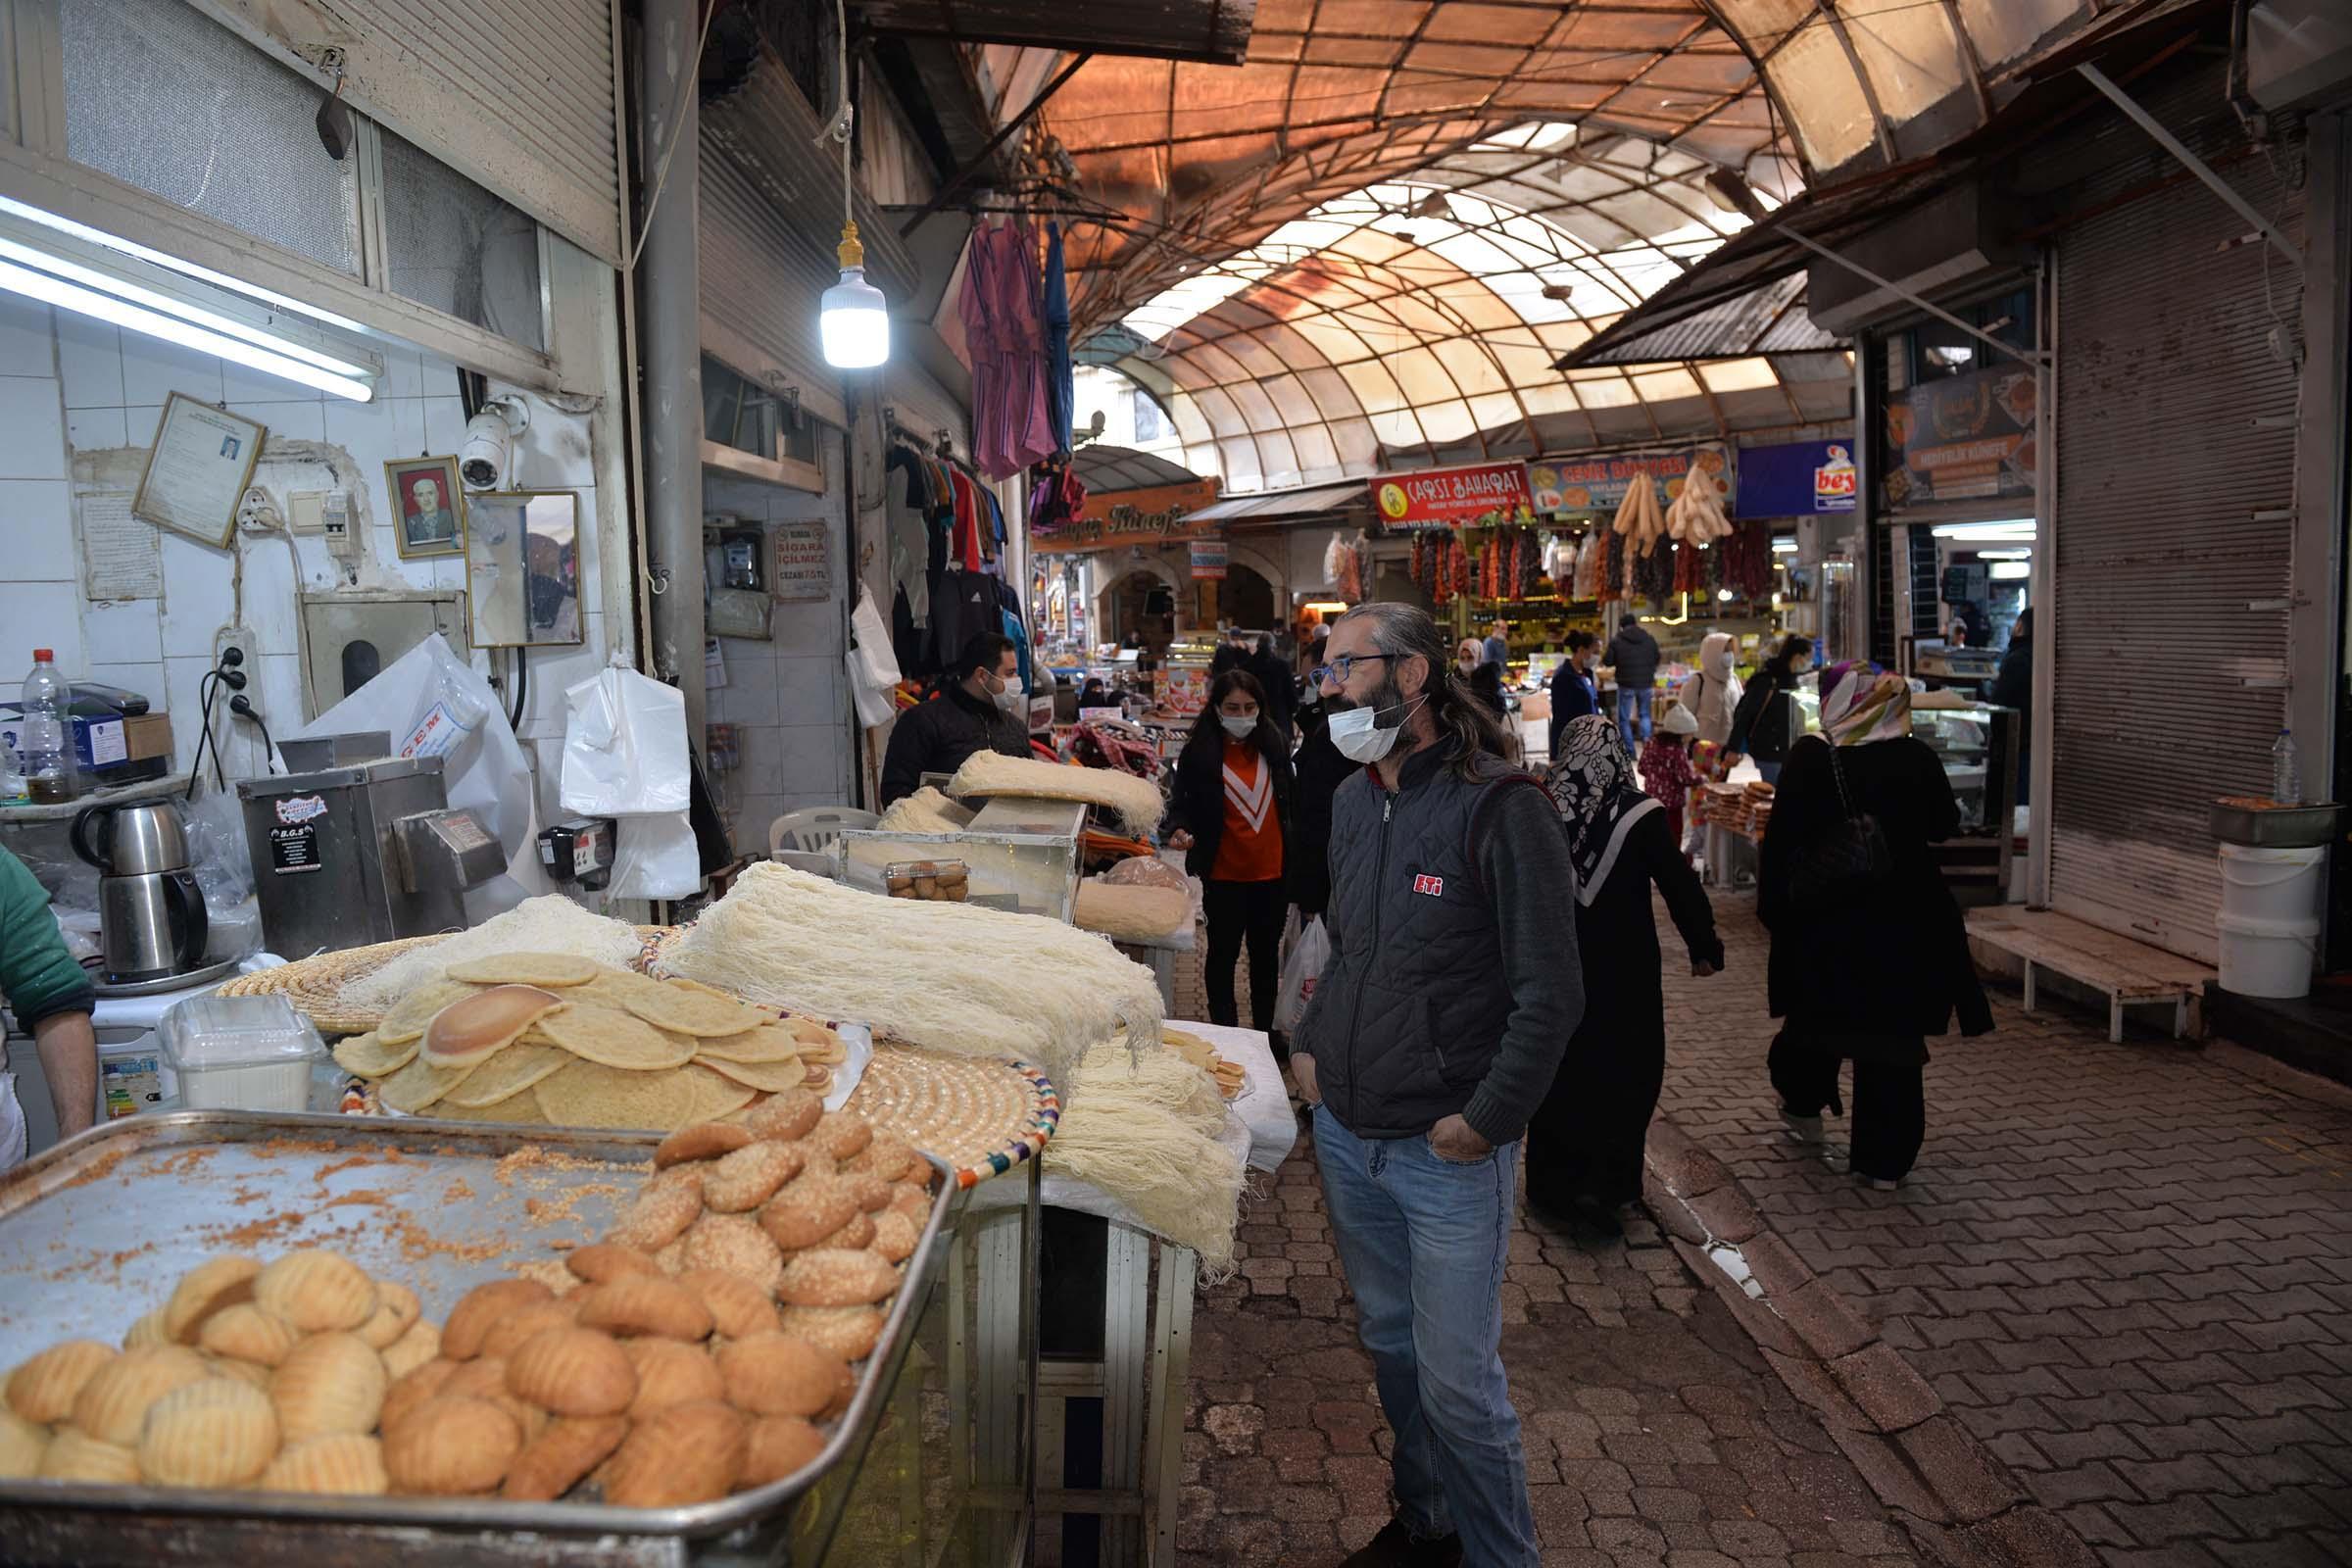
[1370,461,1533,529]
[1031,478,1222,553]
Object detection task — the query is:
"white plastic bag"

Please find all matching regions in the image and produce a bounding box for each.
[561,667,698,899]
[293,634,550,918]
[1274,916,1331,1035]
[847,587,902,730]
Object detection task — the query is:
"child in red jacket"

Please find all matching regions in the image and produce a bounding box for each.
[1640,702,1702,853]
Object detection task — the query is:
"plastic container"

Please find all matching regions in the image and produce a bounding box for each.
[2217,842,2326,923]
[2216,911,2320,999]
[158,994,323,1112]
[19,649,72,805]
[2273,729,2301,806]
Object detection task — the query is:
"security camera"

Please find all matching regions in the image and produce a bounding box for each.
[459,395,529,491]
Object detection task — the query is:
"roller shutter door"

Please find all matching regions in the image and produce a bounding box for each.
[2048,78,2305,963]
[699,142,848,433]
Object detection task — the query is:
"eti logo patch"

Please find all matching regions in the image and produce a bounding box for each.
[1412,873,1445,897]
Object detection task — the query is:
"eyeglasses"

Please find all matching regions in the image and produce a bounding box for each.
[1309,653,1390,686]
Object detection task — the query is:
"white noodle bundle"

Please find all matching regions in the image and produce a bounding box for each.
[1072,881,1190,943]
[1047,1038,1244,1274]
[948,752,1166,837]
[876,787,971,835]
[338,895,643,1011]
[663,863,1159,1094]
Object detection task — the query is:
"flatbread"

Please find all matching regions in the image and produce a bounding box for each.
[378,981,480,1045]
[439,1043,571,1108]
[618,984,766,1039]
[444,953,603,987]
[694,1025,804,1065]
[378,1053,482,1113]
[677,1064,759,1123]
[437,1087,550,1125]
[332,1032,417,1078]
[535,1060,702,1131]
[572,971,675,1010]
[694,1054,811,1093]
[534,1006,699,1070]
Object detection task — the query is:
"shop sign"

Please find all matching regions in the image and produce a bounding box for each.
[1885,366,2036,508]
[772,520,830,600]
[1529,446,1733,515]
[1370,461,1532,529]
[1031,478,1222,553]
[1736,440,1857,516]
[1189,538,1227,580]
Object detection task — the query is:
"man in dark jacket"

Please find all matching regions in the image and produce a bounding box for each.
[1990,608,2033,807]
[1286,697,1353,922]
[1546,630,1599,759]
[878,632,1030,807]
[1603,613,1661,752]
[1294,603,1582,1568]
[1246,635,1297,744]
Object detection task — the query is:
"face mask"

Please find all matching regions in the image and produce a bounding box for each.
[1792,660,1813,676]
[1219,713,1256,740]
[1326,695,1424,764]
[1456,659,1477,675]
[991,677,1024,718]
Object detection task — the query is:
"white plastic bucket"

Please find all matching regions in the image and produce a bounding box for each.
[2215,911,2321,999]
[2218,843,2326,923]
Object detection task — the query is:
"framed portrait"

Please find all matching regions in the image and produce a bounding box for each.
[132,393,266,548]
[463,490,583,648]
[386,456,465,560]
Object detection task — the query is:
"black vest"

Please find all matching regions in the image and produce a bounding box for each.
[1298,741,1543,1138]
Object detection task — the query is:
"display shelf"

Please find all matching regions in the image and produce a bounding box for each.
[0,773,193,824]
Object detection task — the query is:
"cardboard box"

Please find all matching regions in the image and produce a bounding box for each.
[123,712,172,764]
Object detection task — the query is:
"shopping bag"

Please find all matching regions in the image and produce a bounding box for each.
[1273,916,1331,1034]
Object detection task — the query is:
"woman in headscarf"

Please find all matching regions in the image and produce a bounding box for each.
[1529,715,1723,1236]
[1758,663,1994,1190]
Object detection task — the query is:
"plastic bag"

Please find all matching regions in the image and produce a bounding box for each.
[295,634,551,920]
[847,587,902,730]
[1102,854,1190,894]
[183,787,253,913]
[562,667,698,899]
[1273,916,1331,1035]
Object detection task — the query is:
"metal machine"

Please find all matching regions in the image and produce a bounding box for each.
[235,757,505,956]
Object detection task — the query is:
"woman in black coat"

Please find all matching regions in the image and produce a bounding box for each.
[1759,663,1994,1188]
[1724,634,1813,784]
[1531,714,1723,1235]
[1162,670,1296,1041]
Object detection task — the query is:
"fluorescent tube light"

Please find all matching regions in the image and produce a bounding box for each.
[1930,519,2035,541]
[1770,538,1798,554]
[0,257,374,401]
[1989,561,2032,579]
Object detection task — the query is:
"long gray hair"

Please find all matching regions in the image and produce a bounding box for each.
[1335,602,1512,778]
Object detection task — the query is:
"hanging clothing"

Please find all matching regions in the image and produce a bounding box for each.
[958,227,1010,477]
[947,467,985,573]
[999,220,1058,471]
[1043,220,1075,456]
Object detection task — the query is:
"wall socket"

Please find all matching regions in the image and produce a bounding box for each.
[214,626,257,672]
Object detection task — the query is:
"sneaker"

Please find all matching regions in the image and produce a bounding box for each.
[1780,1109,1824,1146]
[1868,1176,1900,1192]
[1342,1518,1464,1568]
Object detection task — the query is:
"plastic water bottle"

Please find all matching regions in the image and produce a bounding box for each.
[19,649,73,804]
[2273,729,2301,806]
[0,734,24,804]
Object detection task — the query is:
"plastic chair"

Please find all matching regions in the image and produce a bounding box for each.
[768,807,879,859]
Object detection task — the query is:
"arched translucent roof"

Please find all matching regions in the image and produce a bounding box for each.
[1086,124,1852,492]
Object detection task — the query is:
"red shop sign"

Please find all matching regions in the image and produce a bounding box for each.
[1369,461,1533,529]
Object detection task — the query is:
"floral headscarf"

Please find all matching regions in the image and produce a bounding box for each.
[1820,662,1913,746]
[1544,714,1662,906]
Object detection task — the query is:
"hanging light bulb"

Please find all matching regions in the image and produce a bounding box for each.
[822,220,889,368]
[818,0,888,369]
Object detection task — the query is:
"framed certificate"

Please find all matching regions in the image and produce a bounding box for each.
[131,393,266,548]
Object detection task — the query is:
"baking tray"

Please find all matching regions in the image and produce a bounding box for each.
[2210,800,2343,849]
[0,1111,959,1567]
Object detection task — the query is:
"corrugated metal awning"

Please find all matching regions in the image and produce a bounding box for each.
[1569,272,1844,367]
[1074,444,1201,493]
[1189,478,1372,524]
[855,0,1256,66]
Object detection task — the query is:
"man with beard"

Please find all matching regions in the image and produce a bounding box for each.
[1292,602,1583,1568]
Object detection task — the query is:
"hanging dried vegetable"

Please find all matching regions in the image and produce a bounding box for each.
[1720,519,1772,601]
[1603,528,1627,602]
[1634,535,1675,602]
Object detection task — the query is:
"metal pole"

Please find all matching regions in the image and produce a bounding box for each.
[898,51,1096,238]
[2078,64,2302,269]
[1777,223,2044,368]
[639,0,707,757]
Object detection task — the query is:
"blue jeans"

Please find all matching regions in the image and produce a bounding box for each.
[1757,760,1782,786]
[1312,1104,1539,1567]
[1616,685,1651,751]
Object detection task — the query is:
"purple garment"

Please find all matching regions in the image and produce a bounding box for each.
[998,221,1058,471]
[958,223,1010,476]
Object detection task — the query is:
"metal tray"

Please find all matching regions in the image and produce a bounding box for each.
[0,1111,957,1567]
[2211,800,2343,849]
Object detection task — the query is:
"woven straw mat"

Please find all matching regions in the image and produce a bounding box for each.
[846,1046,1059,1190]
[218,928,666,1036]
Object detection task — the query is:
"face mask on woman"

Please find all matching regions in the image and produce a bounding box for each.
[1456,659,1477,675]
[1219,713,1256,740]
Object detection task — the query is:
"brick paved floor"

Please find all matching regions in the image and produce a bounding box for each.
[1658,891,2352,1568]
[1171,938,1926,1567]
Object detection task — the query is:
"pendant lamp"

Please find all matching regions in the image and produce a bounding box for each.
[821,220,888,368]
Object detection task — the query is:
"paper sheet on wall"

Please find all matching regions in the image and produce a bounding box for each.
[78,491,162,601]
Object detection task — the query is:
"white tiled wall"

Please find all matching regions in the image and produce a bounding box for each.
[0,291,618,797]
[705,446,855,859]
